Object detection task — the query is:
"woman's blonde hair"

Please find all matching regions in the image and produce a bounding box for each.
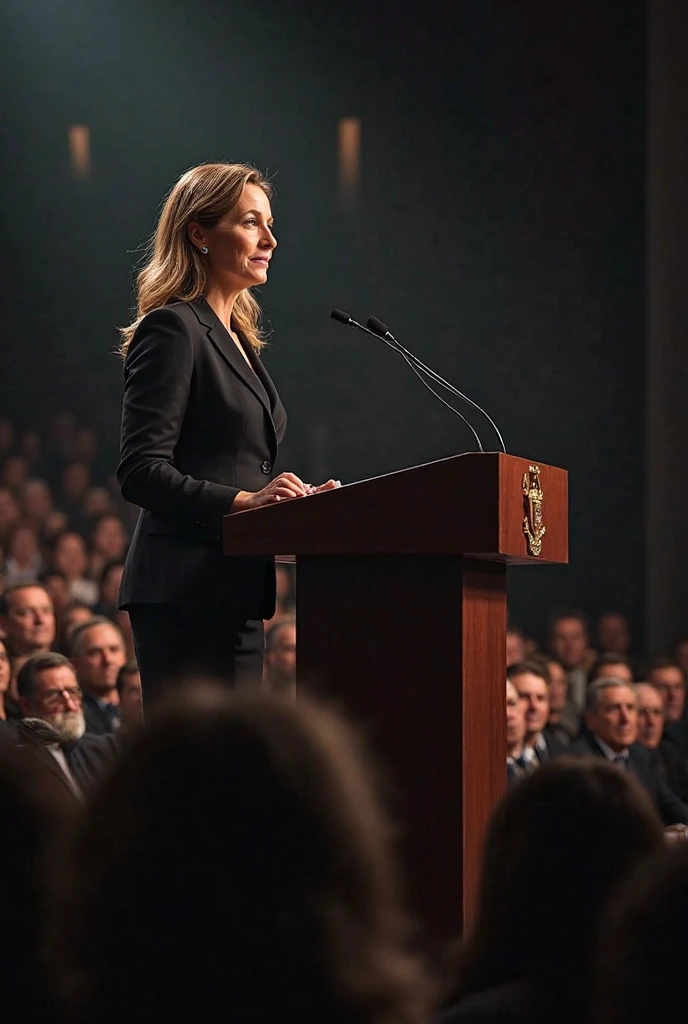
[119,162,272,357]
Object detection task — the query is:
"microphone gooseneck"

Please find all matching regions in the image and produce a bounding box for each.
[330,309,487,453]
[365,316,507,454]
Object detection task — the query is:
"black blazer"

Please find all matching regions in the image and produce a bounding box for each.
[566,733,688,825]
[117,298,287,618]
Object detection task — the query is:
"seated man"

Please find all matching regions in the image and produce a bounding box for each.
[646,658,688,757]
[506,679,535,784]
[15,652,117,803]
[508,660,565,761]
[70,617,126,734]
[566,678,688,825]
[542,655,580,744]
[636,682,688,801]
[0,582,56,664]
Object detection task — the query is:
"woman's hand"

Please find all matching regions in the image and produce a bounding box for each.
[232,473,309,512]
[308,479,340,494]
[232,475,341,512]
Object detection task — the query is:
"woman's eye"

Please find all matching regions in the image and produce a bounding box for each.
[244,218,257,227]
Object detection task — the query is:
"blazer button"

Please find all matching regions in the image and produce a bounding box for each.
[260,460,272,474]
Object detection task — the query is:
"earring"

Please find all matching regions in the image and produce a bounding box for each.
[200,245,209,254]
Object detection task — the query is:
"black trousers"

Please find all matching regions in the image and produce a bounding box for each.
[127,604,264,707]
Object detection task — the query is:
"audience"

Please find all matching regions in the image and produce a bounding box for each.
[539,655,579,743]
[595,610,631,655]
[16,653,117,802]
[0,583,56,695]
[441,760,664,1024]
[505,628,526,668]
[52,531,98,605]
[508,660,563,762]
[635,682,688,801]
[264,615,297,695]
[69,617,126,735]
[565,678,688,826]
[2,413,688,1024]
[548,610,592,711]
[52,686,434,1024]
[646,658,688,755]
[506,679,532,783]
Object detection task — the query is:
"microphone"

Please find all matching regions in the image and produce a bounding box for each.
[330,309,485,452]
[366,315,506,454]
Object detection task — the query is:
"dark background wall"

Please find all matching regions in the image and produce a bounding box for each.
[0,0,646,645]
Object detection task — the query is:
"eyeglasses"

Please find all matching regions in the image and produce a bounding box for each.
[39,687,83,708]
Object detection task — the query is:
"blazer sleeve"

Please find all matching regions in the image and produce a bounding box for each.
[117,307,240,524]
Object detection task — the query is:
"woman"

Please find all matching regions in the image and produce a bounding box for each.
[441,759,663,1024]
[117,163,337,700]
[53,686,433,1024]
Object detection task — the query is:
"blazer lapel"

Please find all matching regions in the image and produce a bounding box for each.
[190,297,275,425]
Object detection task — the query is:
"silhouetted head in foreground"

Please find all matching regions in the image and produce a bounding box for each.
[55,685,432,1024]
[593,843,688,1024]
[446,758,663,1024]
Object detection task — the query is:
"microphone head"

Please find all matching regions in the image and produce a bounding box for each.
[367,315,389,336]
[330,308,352,325]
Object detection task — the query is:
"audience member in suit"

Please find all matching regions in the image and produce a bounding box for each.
[53,685,433,1024]
[116,162,339,703]
[506,680,536,785]
[508,660,565,762]
[635,682,688,802]
[541,655,580,744]
[0,743,75,1021]
[441,760,663,1024]
[15,653,117,804]
[565,678,688,826]
[548,609,593,712]
[0,582,55,664]
[646,657,688,758]
[593,844,688,1024]
[69,617,126,735]
[115,660,142,734]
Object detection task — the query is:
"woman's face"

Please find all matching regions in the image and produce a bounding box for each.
[0,642,10,694]
[193,183,277,294]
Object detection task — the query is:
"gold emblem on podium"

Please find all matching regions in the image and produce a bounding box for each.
[522,465,546,557]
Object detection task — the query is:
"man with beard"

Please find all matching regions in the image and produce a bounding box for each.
[15,653,117,802]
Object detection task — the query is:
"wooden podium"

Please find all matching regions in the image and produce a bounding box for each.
[223,452,568,946]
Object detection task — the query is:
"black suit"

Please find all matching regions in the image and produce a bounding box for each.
[82,691,120,736]
[117,298,287,696]
[565,733,688,825]
[17,726,118,805]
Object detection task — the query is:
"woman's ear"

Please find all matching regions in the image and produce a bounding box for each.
[187,221,206,251]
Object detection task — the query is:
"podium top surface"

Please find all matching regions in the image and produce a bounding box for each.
[223,452,568,565]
